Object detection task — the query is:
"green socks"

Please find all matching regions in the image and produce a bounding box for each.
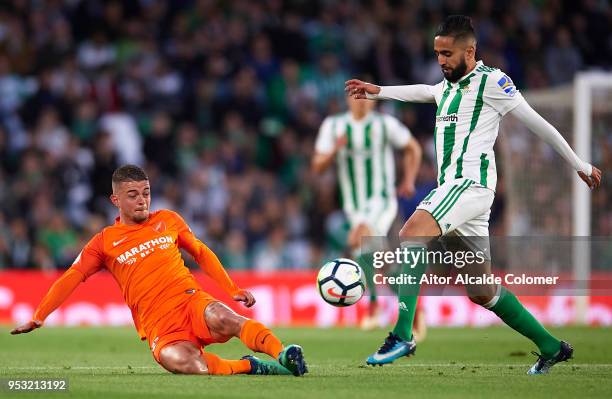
[392,243,427,341]
[488,286,561,358]
[385,239,561,358]
[357,251,377,302]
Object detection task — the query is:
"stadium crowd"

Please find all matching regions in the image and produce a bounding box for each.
[0,0,610,270]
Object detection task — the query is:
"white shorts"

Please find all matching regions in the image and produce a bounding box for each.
[416,179,494,237]
[346,199,398,236]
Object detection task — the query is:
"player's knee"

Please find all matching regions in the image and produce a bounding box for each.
[174,358,209,375]
[399,210,441,239]
[398,223,415,239]
[347,232,359,250]
[398,223,434,243]
[468,294,493,306]
[348,224,370,249]
[215,313,242,336]
[205,305,243,337]
[159,347,208,375]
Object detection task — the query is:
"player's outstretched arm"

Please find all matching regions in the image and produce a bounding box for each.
[10,320,42,334]
[176,215,255,307]
[345,79,381,99]
[510,100,602,189]
[10,268,85,335]
[345,79,436,103]
[199,244,256,307]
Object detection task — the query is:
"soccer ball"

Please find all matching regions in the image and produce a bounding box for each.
[317,258,366,307]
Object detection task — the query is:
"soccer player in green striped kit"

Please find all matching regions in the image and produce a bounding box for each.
[346,15,602,374]
[312,91,423,330]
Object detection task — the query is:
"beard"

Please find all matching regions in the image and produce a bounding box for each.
[131,210,149,223]
[442,57,468,82]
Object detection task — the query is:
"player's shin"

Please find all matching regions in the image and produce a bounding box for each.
[485,285,561,359]
[239,319,284,358]
[392,241,427,341]
[357,250,380,329]
[355,250,378,303]
[201,352,251,375]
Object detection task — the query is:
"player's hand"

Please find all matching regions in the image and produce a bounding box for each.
[335,135,348,151]
[578,166,602,190]
[397,180,416,198]
[233,290,256,308]
[345,79,380,99]
[10,320,42,335]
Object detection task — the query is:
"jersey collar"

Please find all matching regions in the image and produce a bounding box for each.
[447,60,483,86]
[114,211,158,229]
[348,111,375,125]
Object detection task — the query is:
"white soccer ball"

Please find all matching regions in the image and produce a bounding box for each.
[317,258,366,307]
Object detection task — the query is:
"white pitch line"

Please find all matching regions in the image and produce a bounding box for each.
[1,366,159,370]
[389,363,612,367]
[2,364,612,371]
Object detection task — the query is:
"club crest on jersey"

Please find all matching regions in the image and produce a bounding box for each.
[460,85,472,95]
[116,235,173,265]
[497,75,516,96]
[153,221,166,233]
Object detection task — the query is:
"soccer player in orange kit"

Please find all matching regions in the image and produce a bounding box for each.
[10,164,308,377]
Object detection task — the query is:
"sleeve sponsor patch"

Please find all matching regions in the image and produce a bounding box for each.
[497,75,517,96]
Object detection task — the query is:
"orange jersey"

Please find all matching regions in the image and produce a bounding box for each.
[33,210,241,340]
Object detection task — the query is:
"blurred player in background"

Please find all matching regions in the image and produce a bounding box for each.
[11,165,307,377]
[312,93,423,331]
[346,15,601,374]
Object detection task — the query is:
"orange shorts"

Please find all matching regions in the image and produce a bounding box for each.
[148,289,220,364]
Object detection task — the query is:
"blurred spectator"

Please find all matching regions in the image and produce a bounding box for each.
[253,224,291,271]
[545,27,583,85]
[221,229,250,270]
[77,31,116,71]
[266,59,315,121]
[311,53,348,111]
[37,214,78,266]
[0,212,8,268]
[71,100,99,142]
[248,34,280,84]
[144,111,176,174]
[33,107,70,160]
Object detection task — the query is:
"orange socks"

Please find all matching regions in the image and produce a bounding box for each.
[198,320,283,375]
[239,319,283,359]
[201,352,251,375]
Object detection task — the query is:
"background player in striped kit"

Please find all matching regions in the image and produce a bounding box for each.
[346,15,601,374]
[312,94,422,330]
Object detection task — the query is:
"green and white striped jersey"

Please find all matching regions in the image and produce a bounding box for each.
[315,111,412,217]
[429,61,523,191]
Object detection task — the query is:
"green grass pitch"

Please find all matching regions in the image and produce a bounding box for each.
[1,326,611,398]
